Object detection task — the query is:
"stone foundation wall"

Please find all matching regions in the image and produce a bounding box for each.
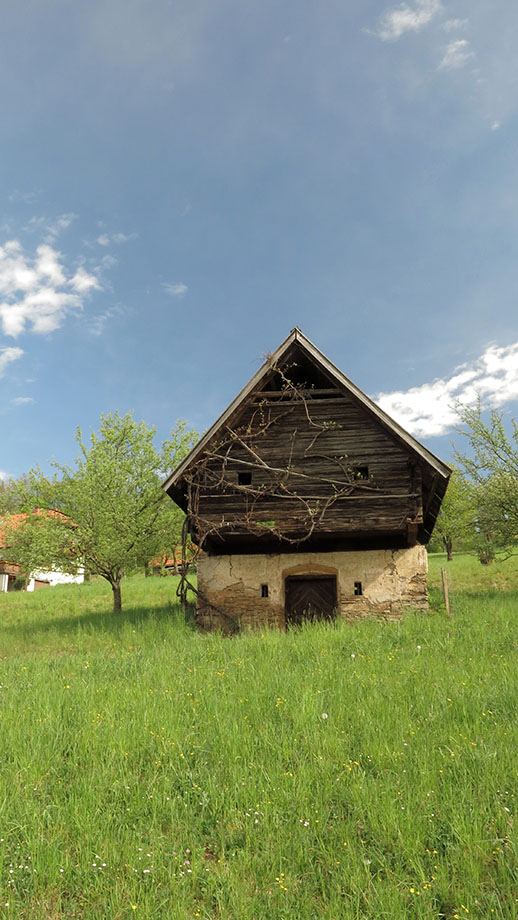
[195,546,428,630]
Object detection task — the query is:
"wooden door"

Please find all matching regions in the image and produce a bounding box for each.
[285,575,337,626]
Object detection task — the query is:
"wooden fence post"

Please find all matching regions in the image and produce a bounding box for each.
[441,567,450,615]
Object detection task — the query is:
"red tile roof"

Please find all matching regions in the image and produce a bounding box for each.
[0,509,69,548]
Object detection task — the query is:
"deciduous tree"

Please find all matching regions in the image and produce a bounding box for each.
[0,474,29,514]
[455,402,518,559]
[5,413,197,611]
[432,468,475,560]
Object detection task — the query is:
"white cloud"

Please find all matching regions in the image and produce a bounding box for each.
[11,396,34,405]
[0,239,101,338]
[44,213,78,242]
[491,121,501,131]
[8,190,39,205]
[36,244,66,286]
[69,267,101,293]
[162,281,188,297]
[0,346,23,378]
[26,213,78,243]
[442,18,467,32]
[88,304,123,336]
[0,470,11,481]
[439,39,475,71]
[374,343,518,438]
[98,254,118,270]
[97,232,137,246]
[376,0,441,41]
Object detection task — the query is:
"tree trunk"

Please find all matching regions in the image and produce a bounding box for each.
[478,547,494,565]
[111,579,122,612]
[442,537,453,561]
[478,533,495,565]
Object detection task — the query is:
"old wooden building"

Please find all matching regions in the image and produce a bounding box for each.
[163,329,450,629]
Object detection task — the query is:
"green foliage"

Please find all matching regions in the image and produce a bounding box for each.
[4,413,197,610]
[0,474,29,514]
[12,573,27,591]
[455,402,518,560]
[0,572,518,917]
[429,468,475,559]
[149,420,197,570]
[2,509,75,578]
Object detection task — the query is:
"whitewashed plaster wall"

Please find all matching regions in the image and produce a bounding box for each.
[196,545,428,629]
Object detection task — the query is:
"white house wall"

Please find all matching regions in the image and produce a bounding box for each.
[26,569,85,592]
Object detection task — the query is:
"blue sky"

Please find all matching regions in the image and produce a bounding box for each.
[1,0,518,478]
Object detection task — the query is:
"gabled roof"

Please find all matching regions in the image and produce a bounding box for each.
[163,327,451,494]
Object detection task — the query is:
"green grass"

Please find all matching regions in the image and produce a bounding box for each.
[428,551,518,595]
[0,561,517,918]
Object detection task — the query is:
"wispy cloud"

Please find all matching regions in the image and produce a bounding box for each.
[97,232,137,246]
[27,213,78,243]
[375,0,441,41]
[0,470,11,481]
[374,343,518,437]
[162,281,188,297]
[439,39,475,71]
[11,396,34,405]
[0,239,101,337]
[97,253,118,271]
[8,189,39,205]
[442,18,467,32]
[0,346,24,378]
[88,304,123,336]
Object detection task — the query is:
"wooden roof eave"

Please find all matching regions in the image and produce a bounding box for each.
[162,328,451,496]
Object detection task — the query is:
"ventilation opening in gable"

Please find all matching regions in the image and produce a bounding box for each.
[257,349,341,400]
[238,471,252,486]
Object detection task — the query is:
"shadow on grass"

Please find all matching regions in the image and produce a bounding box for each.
[3,600,198,643]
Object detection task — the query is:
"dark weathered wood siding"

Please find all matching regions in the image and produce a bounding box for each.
[165,330,450,552]
[184,390,424,550]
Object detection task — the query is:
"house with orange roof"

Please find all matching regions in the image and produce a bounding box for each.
[0,512,85,593]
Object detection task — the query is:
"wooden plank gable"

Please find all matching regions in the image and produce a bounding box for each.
[163,329,450,550]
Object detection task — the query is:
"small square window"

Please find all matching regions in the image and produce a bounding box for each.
[238,471,252,485]
[261,584,269,598]
[353,466,369,480]
[354,581,363,596]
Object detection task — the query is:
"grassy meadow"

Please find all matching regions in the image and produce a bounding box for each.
[0,556,517,919]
